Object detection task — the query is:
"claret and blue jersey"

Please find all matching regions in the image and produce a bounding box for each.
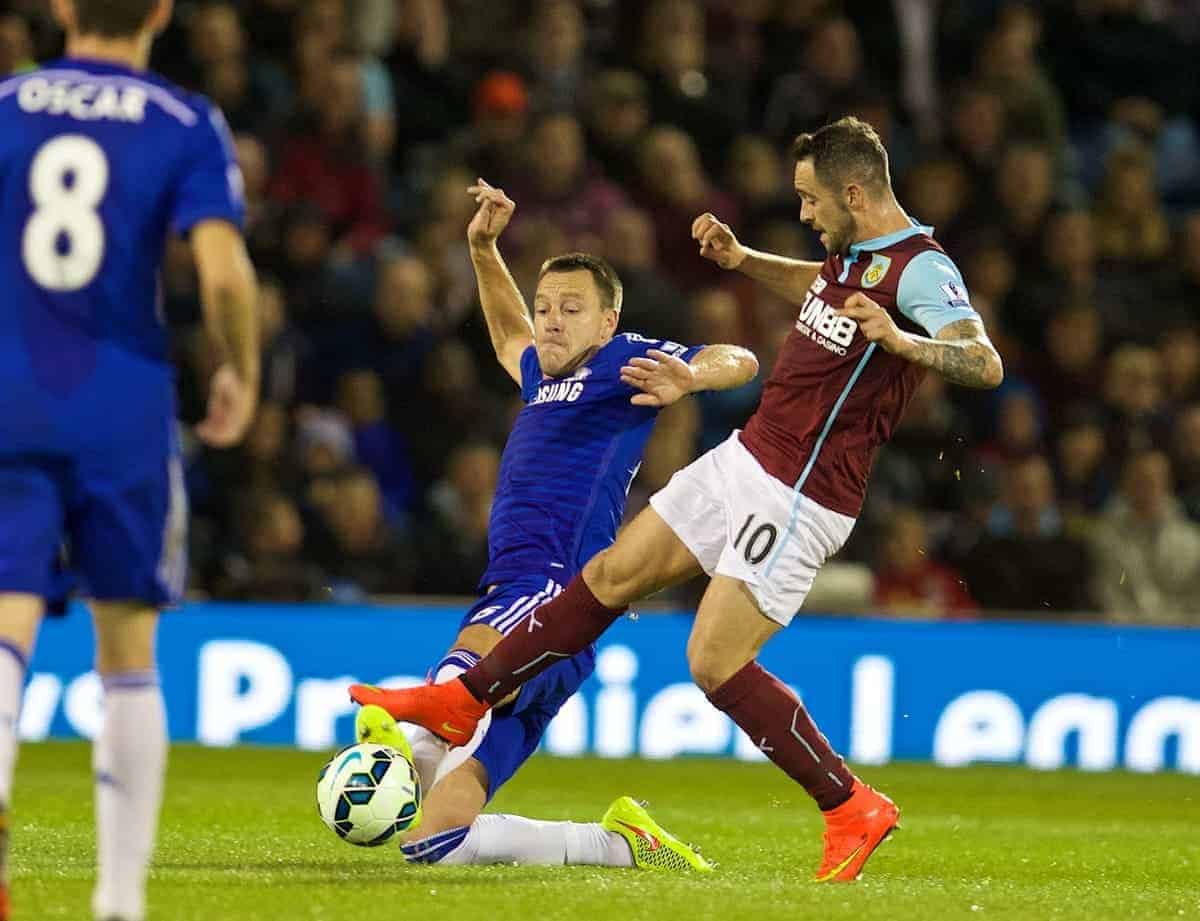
[0,58,244,607]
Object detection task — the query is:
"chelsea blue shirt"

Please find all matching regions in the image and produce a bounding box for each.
[0,57,244,454]
[481,332,702,590]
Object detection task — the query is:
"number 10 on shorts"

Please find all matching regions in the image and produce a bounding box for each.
[733,514,778,566]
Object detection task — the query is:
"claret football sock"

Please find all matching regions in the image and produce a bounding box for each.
[460,575,625,705]
[707,661,854,811]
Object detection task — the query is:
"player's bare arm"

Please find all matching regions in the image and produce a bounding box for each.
[192,219,260,446]
[692,212,822,304]
[467,179,534,384]
[620,345,759,408]
[837,294,1004,389]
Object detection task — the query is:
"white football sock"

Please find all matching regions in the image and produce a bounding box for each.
[0,642,26,885]
[92,671,167,921]
[404,814,632,867]
[408,648,493,791]
[0,643,26,810]
[403,724,448,794]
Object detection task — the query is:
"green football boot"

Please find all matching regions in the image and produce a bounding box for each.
[602,796,714,873]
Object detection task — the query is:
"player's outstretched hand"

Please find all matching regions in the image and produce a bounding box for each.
[837,292,908,355]
[692,212,746,270]
[196,363,257,448]
[620,349,697,407]
[467,178,516,247]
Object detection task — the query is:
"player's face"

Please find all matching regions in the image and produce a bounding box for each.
[794,159,856,255]
[533,269,618,377]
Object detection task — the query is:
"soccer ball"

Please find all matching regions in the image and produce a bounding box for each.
[316,743,422,846]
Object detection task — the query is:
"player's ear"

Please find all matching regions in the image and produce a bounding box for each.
[601,306,619,340]
[844,182,864,212]
[147,0,173,35]
[49,0,77,33]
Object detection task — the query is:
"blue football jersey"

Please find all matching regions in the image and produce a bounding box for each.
[0,58,243,608]
[0,58,244,451]
[481,332,702,590]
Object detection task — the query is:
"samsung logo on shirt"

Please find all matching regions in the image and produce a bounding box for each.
[532,380,586,404]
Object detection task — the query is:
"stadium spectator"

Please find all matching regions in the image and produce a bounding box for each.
[585,69,651,188]
[603,207,688,345]
[961,454,1093,613]
[1091,451,1200,624]
[257,276,311,407]
[527,0,588,112]
[1160,327,1200,410]
[636,126,738,292]
[79,0,1199,624]
[452,71,531,190]
[0,11,34,76]
[510,113,627,254]
[1173,405,1200,522]
[873,508,976,618]
[1159,213,1200,325]
[763,17,876,145]
[335,369,416,522]
[689,288,760,453]
[1028,303,1105,429]
[271,53,388,256]
[725,134,793,240]
[946,83,1007,188]
[218,489,327,602]
[1102,345,1170,463]
[1023,210,1142,346]
[974,3,1066,156]
[315,468,416,599]
[419,443,501,594]
[1092,145,1170,268]
[638,0,744,173]
[407,339,507,488]
[903,156,972,254]
[1053,408,1114,519]
[990,142,1055,267]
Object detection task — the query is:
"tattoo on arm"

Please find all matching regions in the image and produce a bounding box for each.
[902,319,1003,389]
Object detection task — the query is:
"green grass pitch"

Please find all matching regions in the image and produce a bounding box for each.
[10,741,1200,920]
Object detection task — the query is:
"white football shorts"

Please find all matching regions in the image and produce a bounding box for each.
[649,431,856,626]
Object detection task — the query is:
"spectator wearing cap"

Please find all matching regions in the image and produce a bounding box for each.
[451,70,530,190]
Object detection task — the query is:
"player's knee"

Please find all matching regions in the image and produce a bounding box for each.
[92,604,158,674]
[687,640,738,694]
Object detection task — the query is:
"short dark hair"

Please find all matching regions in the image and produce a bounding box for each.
[791,116,890,193]
[538,252,623,312]
[73,0,159,37]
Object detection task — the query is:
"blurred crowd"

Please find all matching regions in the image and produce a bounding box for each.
[4,0,1200,623]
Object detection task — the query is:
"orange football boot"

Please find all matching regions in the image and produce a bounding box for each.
[349,680,488,745]
[814,781,900,882]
